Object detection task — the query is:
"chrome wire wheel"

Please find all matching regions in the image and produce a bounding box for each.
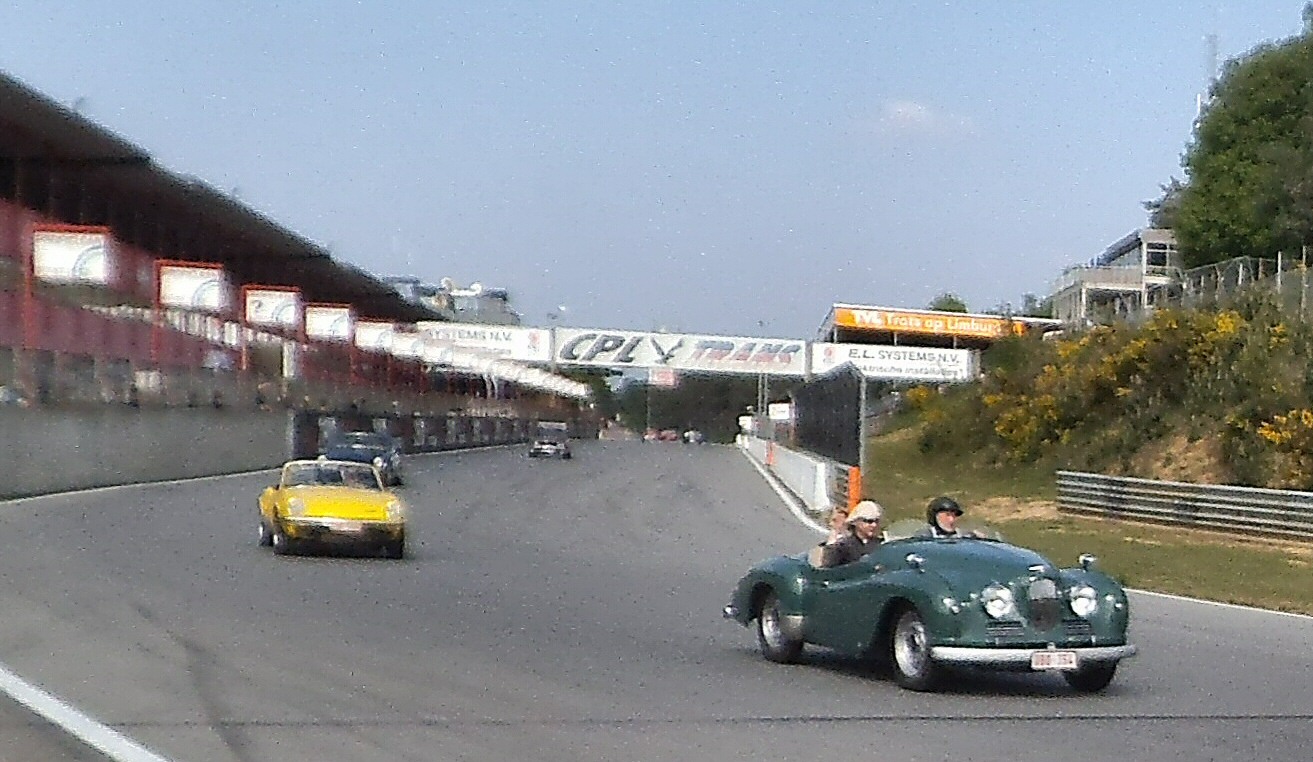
[756,591,803,663]
[891,608,939,691]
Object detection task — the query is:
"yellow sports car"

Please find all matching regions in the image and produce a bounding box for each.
[257,459,407,558]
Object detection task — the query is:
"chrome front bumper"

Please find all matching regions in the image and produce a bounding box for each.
[930,644,1137,667]
[283,517,403,541]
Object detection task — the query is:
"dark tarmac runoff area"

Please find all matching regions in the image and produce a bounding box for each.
[1,441,1311,761]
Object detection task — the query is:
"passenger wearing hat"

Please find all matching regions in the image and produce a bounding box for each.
[821,500,884,567]
[926,495,964,538]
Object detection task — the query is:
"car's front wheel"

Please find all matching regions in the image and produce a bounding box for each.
[271,525,295,556]
[257,519,273,547]
[1063,661,1118,693]
[756,591,803,663]
[890,607,940,691]
[384,536,405,560]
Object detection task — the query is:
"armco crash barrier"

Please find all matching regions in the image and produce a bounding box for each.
[739,435,858,515]
[1,406,578,501]
[1057,470,1313,541]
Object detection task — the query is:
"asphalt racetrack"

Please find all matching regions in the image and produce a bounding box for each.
[1,441,1311,761]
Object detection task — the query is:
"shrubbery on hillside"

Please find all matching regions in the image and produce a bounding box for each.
[907,294,1313,489]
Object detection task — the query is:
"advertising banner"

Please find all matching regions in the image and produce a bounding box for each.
[647,367,679,387]
[354,321,394,351]
[416,321,551,363]
[811,343,976,382]
[389,331,425,358]
[158,263,230,312]
[32,229,112,285]
[833,307,1024,339]
[768,402,793,421]
[305,304,354,342]
[243,286,302,329]
[554,328,806,376]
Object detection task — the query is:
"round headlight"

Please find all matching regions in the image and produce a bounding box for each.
[373,456,385,467]
[1068,584,1099,618]
[981,584,1016,619]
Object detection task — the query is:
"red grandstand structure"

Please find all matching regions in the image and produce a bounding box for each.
[0,71,581,413]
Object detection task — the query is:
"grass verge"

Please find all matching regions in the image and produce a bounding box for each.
[863,424,1313,616]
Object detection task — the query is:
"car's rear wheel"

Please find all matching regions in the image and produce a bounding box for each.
[271,525,294,556]
[1063,661,1118,693]
[756,591,803,663]
[257,519,273,547]
[890,607,940,691]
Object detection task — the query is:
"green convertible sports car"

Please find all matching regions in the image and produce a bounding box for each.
[723,519,1136,692]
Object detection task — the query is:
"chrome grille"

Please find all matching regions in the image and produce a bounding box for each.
[985,621,1025,638]
[1027,578,1061,631]
[1063,618,1093,638]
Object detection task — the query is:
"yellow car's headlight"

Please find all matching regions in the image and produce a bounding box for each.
[386,500,405,522]
[286,498,306,517]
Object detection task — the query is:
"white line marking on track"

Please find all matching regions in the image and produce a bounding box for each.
[740,448,826,535]
[0,664,174,762]
[1128,589,1313,620]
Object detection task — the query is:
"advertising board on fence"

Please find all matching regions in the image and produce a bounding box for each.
[354,321,394,351]
[32,228,112,285]
[554,328,806,375]
[158,262,230,313]
[305,304,353,342]
[811,343,976,382]
[416,321,550,363]
[243,286,302,329]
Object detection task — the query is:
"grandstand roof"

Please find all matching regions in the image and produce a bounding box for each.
[0,71,438,322]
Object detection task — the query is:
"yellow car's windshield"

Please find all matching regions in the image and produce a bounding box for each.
[283,463,382,490]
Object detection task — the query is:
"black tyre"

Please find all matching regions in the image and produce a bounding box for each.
[271,525,295,556]
[756,591,803,663]
[890,607,941,691]
[384,536,405,560]
[1063,662,1118,693]
[257,519,273,547]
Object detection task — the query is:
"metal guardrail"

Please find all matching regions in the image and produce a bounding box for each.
[1057,470,1313,541]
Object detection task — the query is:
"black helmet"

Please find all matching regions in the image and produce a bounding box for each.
[926,496,963,525]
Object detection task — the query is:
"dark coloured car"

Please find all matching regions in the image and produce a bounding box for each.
[723,519,1136,692]
[323,431,405,486]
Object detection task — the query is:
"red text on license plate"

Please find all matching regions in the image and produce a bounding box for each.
[1031,650,1078,670]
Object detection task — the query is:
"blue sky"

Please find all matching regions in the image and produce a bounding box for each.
[1,2,1307,338]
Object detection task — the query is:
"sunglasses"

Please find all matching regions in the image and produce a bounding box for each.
[856,518,881,524]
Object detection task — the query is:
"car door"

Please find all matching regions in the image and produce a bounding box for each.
[802,558,881,650]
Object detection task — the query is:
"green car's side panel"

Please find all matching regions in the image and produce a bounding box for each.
[729,535,1131,657]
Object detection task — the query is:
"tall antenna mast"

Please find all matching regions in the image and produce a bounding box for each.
[1196,32,1220,121]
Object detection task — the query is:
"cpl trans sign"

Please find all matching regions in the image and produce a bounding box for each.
[811,343,976,382]
[555,329,806,376]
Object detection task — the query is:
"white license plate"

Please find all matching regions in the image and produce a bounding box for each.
[1031,650,1078,670]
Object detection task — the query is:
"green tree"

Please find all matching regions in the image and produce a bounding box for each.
[928,292,968,313]
[1174,15,1313,268]
[1143,177,1186,229]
